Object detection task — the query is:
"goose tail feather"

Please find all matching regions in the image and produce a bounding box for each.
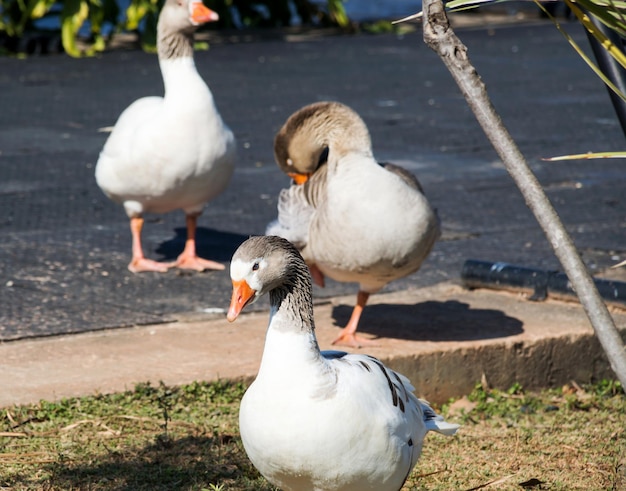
[421,401,460,436]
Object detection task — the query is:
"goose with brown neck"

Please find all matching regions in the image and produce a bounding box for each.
[267,101,440,347]
[95,0,236,273]
[227,235,458,491]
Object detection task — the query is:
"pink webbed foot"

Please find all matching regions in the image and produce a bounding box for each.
[171,214,225,271]
[128,257,171,273]
[173,254,225,272]
[331,330,378,349]
[330,290,374,348]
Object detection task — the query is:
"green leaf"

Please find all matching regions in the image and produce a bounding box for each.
[61,0,89,58]
[544,151,626,161]
[573,0,626,37]
[535,0,626,105]
[327,0,349,28]
[125,0,149,31]
[565,0,626,70]
[31,0,57,19]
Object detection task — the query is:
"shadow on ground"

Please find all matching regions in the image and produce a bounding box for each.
[332,299,524,341]
[155,227,249,263]
[25,434,273,491]
[0,227,250,341]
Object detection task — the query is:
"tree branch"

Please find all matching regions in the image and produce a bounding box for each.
[422,0,626,385]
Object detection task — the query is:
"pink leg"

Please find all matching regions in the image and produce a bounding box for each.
[173,214,225,271]
[309,263,325,288]
[128,217,170,273]
[331,290,377,348]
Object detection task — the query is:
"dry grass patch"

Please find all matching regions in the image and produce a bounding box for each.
[408,381,626,490]
[1,379,624,490]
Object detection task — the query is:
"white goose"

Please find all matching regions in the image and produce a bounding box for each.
[227,235,458,491]
[267,101,440,347]
[95,0,236,273]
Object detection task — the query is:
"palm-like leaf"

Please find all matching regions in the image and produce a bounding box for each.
[397,0,626,160]
[396,0,626,89]
[544,151,626,161]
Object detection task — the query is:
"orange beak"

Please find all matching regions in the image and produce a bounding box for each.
[227,279,256,322]
[191,2,219,25]
[288,172,311,185]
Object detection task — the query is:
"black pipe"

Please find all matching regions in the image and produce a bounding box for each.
[584,13,626,139]
[461,259,626,307]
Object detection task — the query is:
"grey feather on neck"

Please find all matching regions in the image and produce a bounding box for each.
[158,30,194,60]
[269,257,315,334]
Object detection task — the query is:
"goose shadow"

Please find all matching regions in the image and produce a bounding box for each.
[155,227,249,263]
[332,300,524,342]
[36,434,274,491]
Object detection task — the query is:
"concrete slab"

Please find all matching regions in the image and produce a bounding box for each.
[2,282,624,407]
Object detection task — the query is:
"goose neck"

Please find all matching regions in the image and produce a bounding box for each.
[157,26,195,61]
[260,281,325,377]
[158,56,213,107]
[325,124,372,159]
[268,270,315,335]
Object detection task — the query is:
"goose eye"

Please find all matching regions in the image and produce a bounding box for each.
[252,262,260,271]
[286,158,294,167]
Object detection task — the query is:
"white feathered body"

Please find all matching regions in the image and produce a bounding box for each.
[268,152,440,293]
[231,236,459,491]
[239,317,437,491]
[96,57,236,218]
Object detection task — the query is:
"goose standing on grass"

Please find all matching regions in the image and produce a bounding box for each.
[227,235,458,491]
[266,101,440,347]
[95,0,236,273]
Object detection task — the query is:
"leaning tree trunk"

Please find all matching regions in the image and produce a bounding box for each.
[421,0,626,386]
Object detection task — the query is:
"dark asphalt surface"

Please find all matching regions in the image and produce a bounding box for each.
[1,18,626,341]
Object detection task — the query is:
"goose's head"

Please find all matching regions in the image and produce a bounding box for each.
[227,236,306,322]
[159,0,219,36]
[273,101,372,185]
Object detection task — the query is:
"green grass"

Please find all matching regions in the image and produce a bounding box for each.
[1,379,624,490]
